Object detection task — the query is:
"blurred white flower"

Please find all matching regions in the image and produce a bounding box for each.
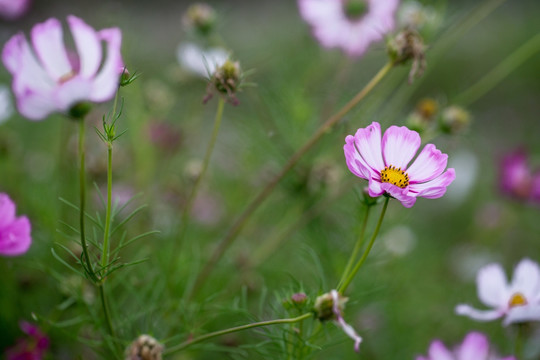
[398,1,439,30]
[382,225,416,257]
[176,42,228,78]
[456,258,540,326]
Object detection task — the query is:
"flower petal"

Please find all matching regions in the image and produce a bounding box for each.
[458,332,489,360]
[408,169,456,198]
[16,89,58,121]
[67,15,102,78]
[381,182,416,208]
[89,27,123,102]
[382,125,420,169]
[407,144,448,183]
[510,258,540,299]
[55,77,93,111]
[0,193,16,228]
[428,340,453,360]
[455,304,504,321]
[476,263,509,308]
[504,304,540,326]
[344,134,372,181]
[351,122,385,173]
[0,216,31,256]
[31,17,72,81]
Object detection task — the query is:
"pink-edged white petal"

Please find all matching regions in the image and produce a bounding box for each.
[55,77,93,111]
[16,89,58,121]
[344,134,373,180]
[352,122,385,172]
[2,33,53,95]
[503,304,540,326]
[457,332,489,360]
[30,18,72,81]
[382,125,421,169]
[0,216,31,256]
[88,28,123,102]
[427,340,453,360]
[476,263,509,308]
[67,15,102,78]
[407,144,448,183]
[0,194,16,228]
[409,169,456,198]
[509,258,540,298]
[455,304,504,321]
[381,182,416,208]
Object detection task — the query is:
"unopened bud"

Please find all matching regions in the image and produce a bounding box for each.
[125,335,164,360]
[68,102,92,120]
[313,292,348,322]
[183,3,217,36]
[387,29,426,83]
[439,105,471,134]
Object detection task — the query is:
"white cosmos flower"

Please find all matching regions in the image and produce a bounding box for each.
[456,258,540,326]
[176,42,229,78]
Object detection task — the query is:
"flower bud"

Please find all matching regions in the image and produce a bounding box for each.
[183,3,217,36]
[68,102,92,120]
[125,335,164,360]
[439,105,471,134]
[313,291,348,322]
[406,98,439,134]
[387,29,426,83]
[204,59,243,105]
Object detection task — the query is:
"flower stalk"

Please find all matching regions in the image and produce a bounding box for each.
[163,312,312,355]
[187,60,395,300]
[339,196,389,293]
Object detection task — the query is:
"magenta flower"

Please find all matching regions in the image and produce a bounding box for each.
[298,0,400,58]
[417,332,515,360]
[343,122,455,208]
[2,15,123,121]
[0,193,31,256]
[456,258,540,326]
[5,321,49,360]
[0,0,30,20]
[499,148,540,203]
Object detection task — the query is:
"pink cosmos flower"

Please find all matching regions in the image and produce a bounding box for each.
[0,193,31,256]
[456,258,540,326]
[5,321,49,360]
[0,0,30,20]
[2,15,123,121]
[298,0,400,58]
[417,332,515,360]
[343,122,455,208]
[499,148,540,203]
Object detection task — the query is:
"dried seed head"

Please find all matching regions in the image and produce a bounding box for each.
[204,59,243,105]
[387,29,426,83]
[125,335,164,360]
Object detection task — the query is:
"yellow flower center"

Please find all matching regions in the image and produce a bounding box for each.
[380,165,410,189]
[508,292,528,308]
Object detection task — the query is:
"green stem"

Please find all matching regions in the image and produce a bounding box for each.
[163,312,312,355]
[98,283,116,341]
[514,323,526,359]
[101,144,113,272]
[178,97,225,249]
[78,120,95,280]
[339,197,389,293]
[454,32,540,106]
[187,61,395,300]
[337,205,372,290]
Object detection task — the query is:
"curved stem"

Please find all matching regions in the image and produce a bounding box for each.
[337,205,372,290]
[187,61,394,300]
[101,145,113,272]
[453,32,540,106]
[339,197,389,293]
[78,120,95,280]
[163,312,312,355]
[177,97,225,252]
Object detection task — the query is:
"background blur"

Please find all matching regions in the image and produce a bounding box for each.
[1,0,540,359]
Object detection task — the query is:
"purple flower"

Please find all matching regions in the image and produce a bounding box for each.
[417,332,515,360]
[343,122,455,208]
[0,193,31,256]
[2,15,123,121]
[0,0,30,21]
[499,148,540,203]
[456,258,540,326]
[298,0,400,58]
[5,321,49,360]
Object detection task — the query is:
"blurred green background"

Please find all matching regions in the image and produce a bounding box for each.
[1,0,540,359]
